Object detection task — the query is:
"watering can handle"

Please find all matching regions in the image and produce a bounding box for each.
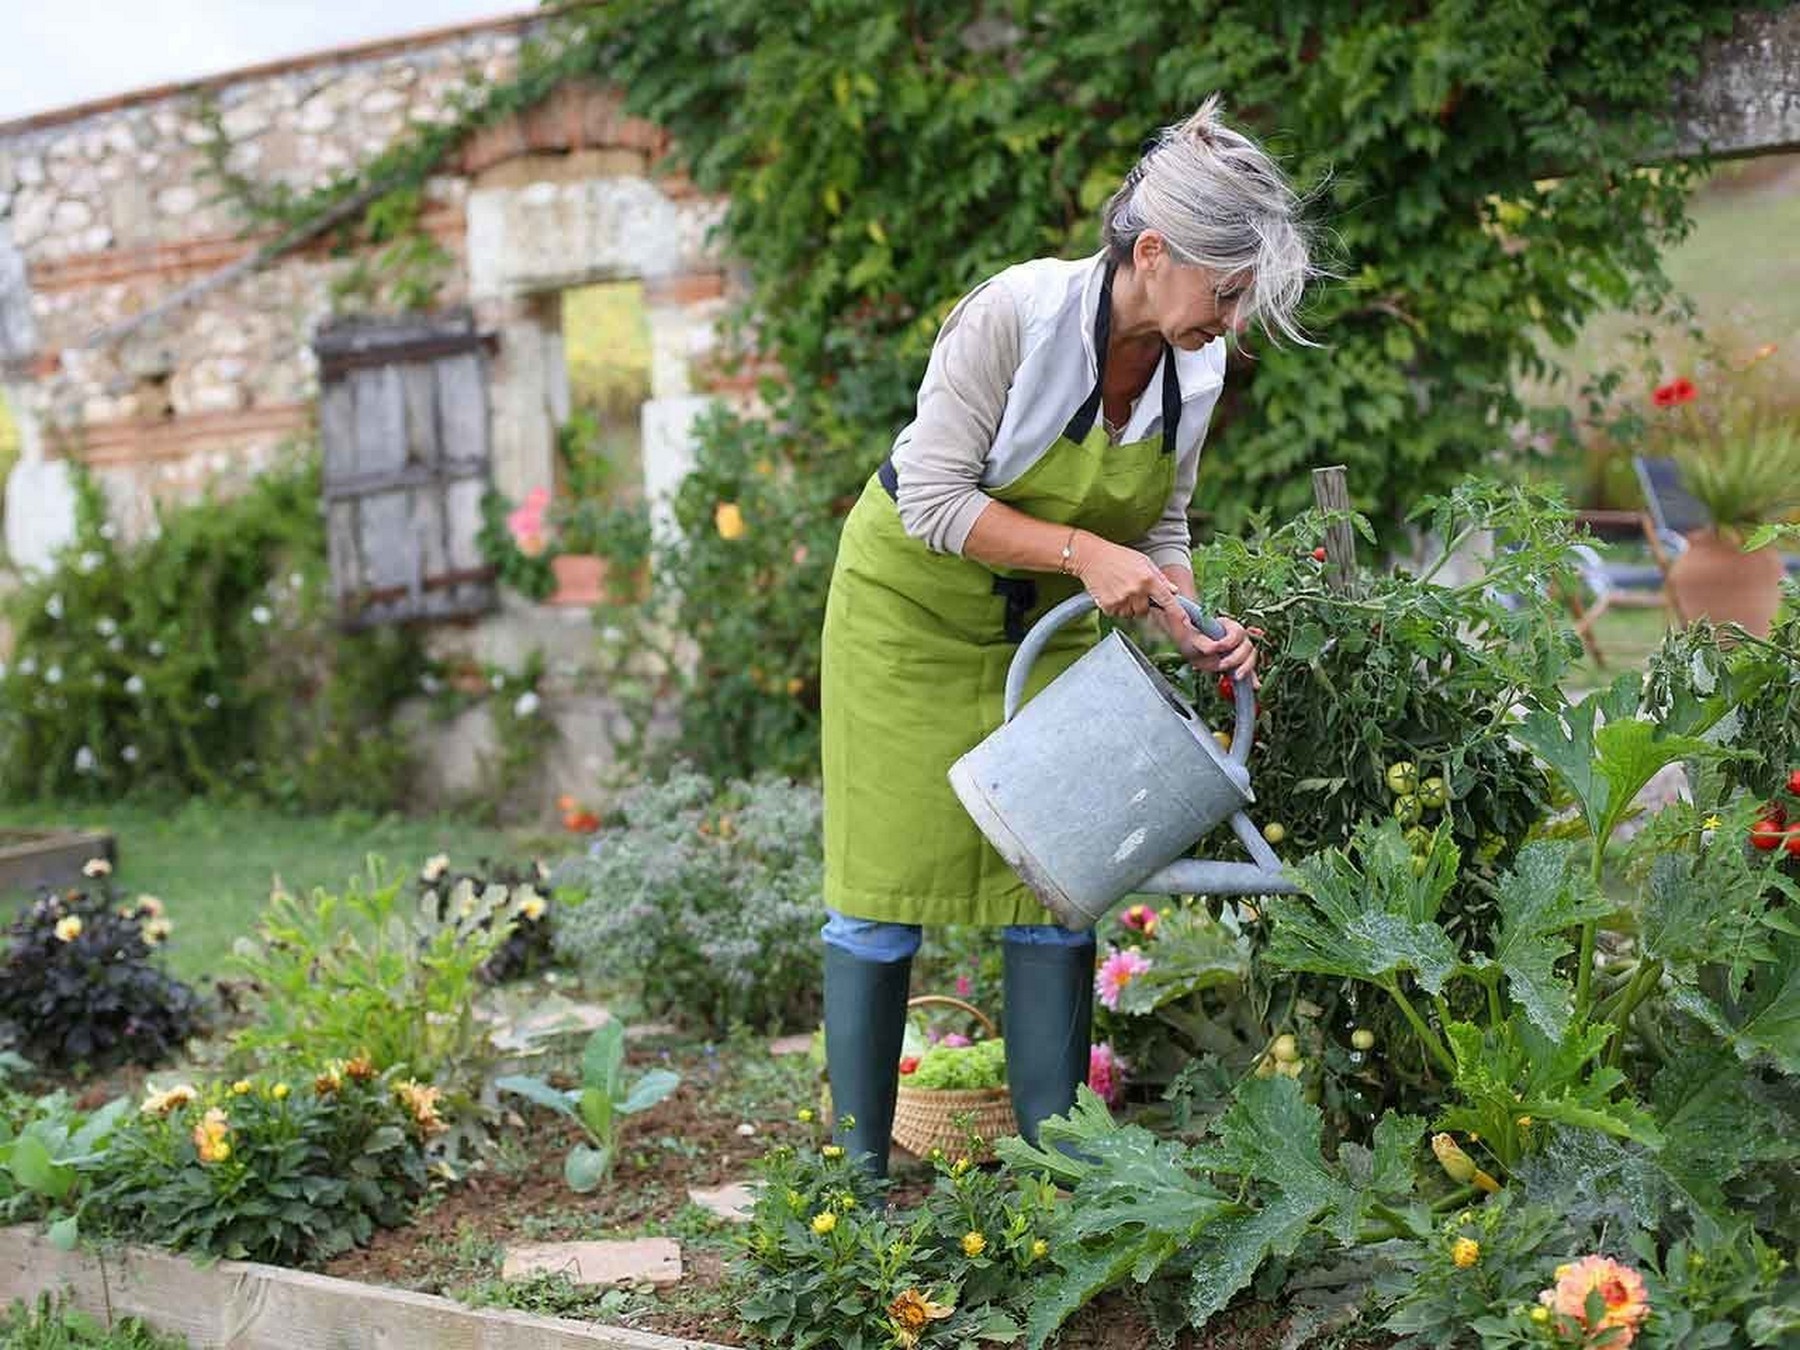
[1002,592,1256,769]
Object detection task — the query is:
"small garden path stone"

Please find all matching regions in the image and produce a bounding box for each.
[686,1181,758,1223]
[501,1238,684,1288]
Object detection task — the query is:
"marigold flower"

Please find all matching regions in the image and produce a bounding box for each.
[796,1107,815,1123]
[134,895,164,918]
[315,1068,343,1095]
[810,1211,837,1235]
[1095,946,1152,1011]
[714,501,747,540]
[231,1080,253,1096]
[951,1156,971,1177]
[141,1084,197,1116]
[1452,1237,1481,1268]
[82,858,112,878]
[193,1107,231,1163]
[1538,1254,1650,1346]
[53,916,83,943]
[344,1054,377,1082]
[1651,377,1697,408]
[887,1287,954,1344]
[1031,1238,1050,1259]
[822,1144,844,1160]
[394,1079,444,1134]
[142,917,172,945]
[961,1230,986,1258]
[518,889,547,922]
[271,1082,290,1100]
[785,1189,804,1209]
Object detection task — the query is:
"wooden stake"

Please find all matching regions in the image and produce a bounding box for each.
[1311,465,1352,593]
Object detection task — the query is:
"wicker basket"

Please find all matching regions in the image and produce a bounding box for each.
[890,995,1016,1162]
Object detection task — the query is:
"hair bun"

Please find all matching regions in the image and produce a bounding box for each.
[1175,92,1226,148]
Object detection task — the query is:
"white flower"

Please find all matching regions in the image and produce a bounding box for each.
[513,691,541,718]
[45,665,62,685]
[45,593,63,619]
[250,605,271,625]
[17,657,35,676]
[121,744,139,764]
[96,616,117,637]
[288,572,304,590]
[489,673,505,691]
[125,675,145,695]
[420,853,450,884]
[99,522,116,540]
[204,693,221,709]
[419,673,443,694]
[73,745,96,774]
[77,552,102,574]
[83,856,111,877]
[736,1122,757,1137]
[107,636,124,653]
[148,641,165,658]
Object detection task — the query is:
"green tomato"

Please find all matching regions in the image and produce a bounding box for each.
[1392,793,1423,826]
[1418,776,1447,810]
[1351,1028,1376,1051]
[1271,1033,1300,1064]
[1403,826,1432,855]
[1384,761,1418,796]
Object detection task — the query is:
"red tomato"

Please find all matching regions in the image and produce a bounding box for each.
[1751,818,1786,851]
[1786,827,1800,859]
[1217,675,1235,700]
[1787,768,1800,796]
[1312,547,1327,562]
[898,1056,920,1075]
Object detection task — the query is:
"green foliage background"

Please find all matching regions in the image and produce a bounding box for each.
[575,0,1751,777]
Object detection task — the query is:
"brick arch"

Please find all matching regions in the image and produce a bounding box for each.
[454,82,678,181]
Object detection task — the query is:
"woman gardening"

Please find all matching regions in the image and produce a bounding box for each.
[820,95,1319,1176]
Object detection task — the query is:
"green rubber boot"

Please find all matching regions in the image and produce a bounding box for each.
[822,944,912,1180]
[1002,939,1096,1148]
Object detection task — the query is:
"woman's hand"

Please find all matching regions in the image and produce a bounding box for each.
[1073,533,1181,618]
[1156,607,1259,686]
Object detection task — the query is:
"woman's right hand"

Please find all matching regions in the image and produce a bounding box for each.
[1072,532,1181,619]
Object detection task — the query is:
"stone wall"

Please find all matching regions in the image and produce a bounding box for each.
[0,11,735,565]
[0,10,740,810]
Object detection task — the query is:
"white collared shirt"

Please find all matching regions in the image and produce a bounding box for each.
[888,251,1226,568]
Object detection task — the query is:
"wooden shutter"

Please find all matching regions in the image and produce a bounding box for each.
[314,310,497,628]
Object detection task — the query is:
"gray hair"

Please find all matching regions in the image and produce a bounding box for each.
[1102,95,1320,345]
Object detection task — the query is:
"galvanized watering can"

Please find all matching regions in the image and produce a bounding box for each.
[949,594,1299,931]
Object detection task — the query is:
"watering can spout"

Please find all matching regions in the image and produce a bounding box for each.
[1134,858,1300,897]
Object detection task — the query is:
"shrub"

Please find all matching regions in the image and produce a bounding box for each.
[86,1068,432,1264]
[0,459,422,811]
[0,865,206,1075]
[228,865,518,1122]
[552,770,824,1035]
[414,852,557,984]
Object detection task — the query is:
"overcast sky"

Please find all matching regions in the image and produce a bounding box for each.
[1,2,531,122]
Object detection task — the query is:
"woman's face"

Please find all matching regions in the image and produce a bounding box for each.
[1133,232,1249,351]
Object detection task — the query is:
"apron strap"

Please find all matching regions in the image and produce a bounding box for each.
[992,576,1038,644]
[1063,260,1183,455]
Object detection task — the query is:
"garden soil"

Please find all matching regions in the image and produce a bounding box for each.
[320,1045,1386,1350]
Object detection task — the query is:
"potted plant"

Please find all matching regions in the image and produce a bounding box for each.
[1646,353,1800,637]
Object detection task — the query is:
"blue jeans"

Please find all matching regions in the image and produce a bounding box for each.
[821,909,1094,963]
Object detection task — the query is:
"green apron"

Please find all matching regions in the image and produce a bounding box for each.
[821,263,1186,926]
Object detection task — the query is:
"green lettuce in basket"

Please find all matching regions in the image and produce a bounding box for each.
[899,1038,1007,1091]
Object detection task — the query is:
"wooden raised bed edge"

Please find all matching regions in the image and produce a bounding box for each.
[0,828,116,896]
[0,1225,737,1350]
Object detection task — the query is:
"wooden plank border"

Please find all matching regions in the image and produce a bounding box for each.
[0,1226,738,1350]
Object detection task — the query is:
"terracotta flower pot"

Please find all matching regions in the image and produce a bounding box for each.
[548,553,607,607]
[1667,529,1784,636]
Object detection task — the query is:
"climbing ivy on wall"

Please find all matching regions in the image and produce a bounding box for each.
[190,0,1761,779]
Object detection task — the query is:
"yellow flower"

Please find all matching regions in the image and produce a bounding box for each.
[960,1231,986,1258]
[420,853,450,884]
[394,1079,444,1134]
[1701,814,1723,831]
[951,1156,971,1178]
[82,857,112,878]
[54,916,83,942]
[140,1084,197,1116]
[1452,1238,1481,1269]
[519,891,547,921]
[797,1107,815,1123]
[142,917,172,946]
[344,1054,377,1082]
[193,1107,231,1163]
[1516,1115,1532,1131]
[1031,1238,1049,1259]
[1530,1306,1551,1325]
[887,1287,954,1344]
[231,1080,253,1096]
[1431,1133,1501,1193]
[836,1192,857,1212]
[785,1189,804,1210]
[271,1082,290,1101]
[811,1211,837,1235]
[314,1068,342,1095]
[714,501,747,540]
[821,1144,844,1160]
[134,895,164,918]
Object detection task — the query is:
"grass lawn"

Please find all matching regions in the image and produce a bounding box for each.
[0,798,563,983]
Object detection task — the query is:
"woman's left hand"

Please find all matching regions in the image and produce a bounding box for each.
[1154,606,1259,686]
